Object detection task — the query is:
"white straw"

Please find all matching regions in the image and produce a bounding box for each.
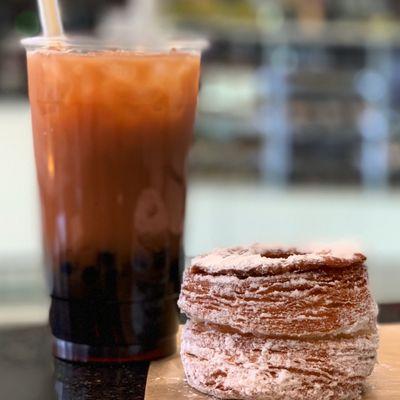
[37,0,63,37]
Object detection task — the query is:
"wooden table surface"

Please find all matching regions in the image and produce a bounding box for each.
[364,324,400,399]
[145,324,400,400]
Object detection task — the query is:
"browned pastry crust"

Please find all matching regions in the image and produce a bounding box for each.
[178,244,378,400]
[181,320,378,400]
[179,244,377,338]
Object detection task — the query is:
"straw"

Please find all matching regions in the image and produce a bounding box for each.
[37,0,64,37]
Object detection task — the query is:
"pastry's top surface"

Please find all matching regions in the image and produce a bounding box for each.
[189,243,366,277]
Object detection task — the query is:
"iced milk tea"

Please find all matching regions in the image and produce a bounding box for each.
[26,46,200,362]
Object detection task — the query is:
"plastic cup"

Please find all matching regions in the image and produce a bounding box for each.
[22,36,206,362]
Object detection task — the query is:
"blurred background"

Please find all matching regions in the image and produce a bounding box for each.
[1,0,400,326]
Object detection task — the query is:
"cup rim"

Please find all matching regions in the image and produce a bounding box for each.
[21,35,209,54]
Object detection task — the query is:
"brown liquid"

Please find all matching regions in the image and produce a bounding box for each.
[27,49,200,361]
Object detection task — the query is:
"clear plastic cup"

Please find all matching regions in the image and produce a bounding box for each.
[22,36,206,362]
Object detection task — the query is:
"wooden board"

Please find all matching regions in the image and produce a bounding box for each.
[145,324,400,400]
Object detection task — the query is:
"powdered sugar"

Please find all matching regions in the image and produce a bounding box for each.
[190,243,366,276]
[179,266,377,338]
[181,321,378,400]
[178,244,378,400]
